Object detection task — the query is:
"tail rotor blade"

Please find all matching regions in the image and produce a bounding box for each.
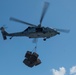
[0,25,7,30]
[40,2,50,25]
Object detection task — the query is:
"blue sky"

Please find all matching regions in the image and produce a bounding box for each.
[0,0,76,75]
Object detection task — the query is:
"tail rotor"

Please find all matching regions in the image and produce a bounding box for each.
[0,25,8,40]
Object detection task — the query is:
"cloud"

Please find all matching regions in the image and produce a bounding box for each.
[70,66,76,75]
[51,66,76,75]
[52,67,66,75]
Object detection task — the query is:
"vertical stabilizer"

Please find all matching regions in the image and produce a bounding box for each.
[0,27,8,40]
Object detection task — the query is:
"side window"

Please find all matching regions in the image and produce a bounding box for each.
[28,27,35,32]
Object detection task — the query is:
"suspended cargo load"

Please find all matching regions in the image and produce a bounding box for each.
[23,51,41,67]
[25,51,32,59]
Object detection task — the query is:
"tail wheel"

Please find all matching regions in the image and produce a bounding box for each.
[43,38,46,41]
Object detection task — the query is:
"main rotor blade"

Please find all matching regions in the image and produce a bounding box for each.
[40,2,50,24]
[10,17,36,27]
[54,28,70,33]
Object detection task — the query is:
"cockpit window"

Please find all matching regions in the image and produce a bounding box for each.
[24,27,31,31]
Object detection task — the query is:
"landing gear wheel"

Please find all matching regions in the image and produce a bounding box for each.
[43,38,46,41]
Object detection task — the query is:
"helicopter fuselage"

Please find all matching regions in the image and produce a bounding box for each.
[7,26,60,40]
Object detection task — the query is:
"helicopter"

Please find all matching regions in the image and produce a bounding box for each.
[0,2,69,41]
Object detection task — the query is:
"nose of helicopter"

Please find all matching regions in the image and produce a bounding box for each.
[56,31,60,35]
[53,29,60,35]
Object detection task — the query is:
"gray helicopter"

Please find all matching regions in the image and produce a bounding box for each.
[0,2,69,41]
